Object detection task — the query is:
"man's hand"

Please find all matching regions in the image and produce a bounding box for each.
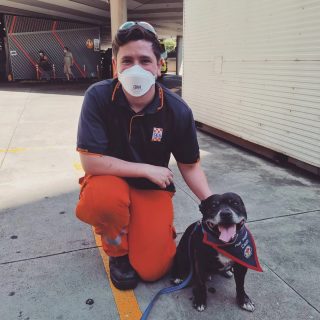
[145,165,174,189]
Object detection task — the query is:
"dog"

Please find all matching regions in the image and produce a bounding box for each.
[171,192,262,312]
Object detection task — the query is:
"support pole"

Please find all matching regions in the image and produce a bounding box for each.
[176,35,183,76]
[110,0,127,40]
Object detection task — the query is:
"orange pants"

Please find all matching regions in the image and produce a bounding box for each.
[76,175,176,281]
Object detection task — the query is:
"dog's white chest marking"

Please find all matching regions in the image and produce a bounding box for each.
[217,253,233,268]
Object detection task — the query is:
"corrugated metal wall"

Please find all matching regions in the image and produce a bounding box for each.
[5,15,100,80]
[183,0,320,168]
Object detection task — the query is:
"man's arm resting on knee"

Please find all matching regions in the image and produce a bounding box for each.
[177,161,212,201]
[80,153,173,189]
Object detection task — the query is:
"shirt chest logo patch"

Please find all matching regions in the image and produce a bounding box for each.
[151,127,163,142]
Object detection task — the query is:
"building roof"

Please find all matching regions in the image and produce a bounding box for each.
[0,0,183,37]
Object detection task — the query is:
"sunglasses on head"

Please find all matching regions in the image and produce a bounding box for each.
[118,21,157,36]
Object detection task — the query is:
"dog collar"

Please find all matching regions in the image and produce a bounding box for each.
[201,223,263,272]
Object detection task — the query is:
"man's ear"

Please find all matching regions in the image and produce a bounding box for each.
[156,58,162,77]
[112,57,118,78]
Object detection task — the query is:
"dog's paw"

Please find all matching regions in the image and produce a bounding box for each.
[171,278,183,285]
[241,300,255,312]
[192,291,207,312]
[220,269,233,278]
[193,303,206,312]
[237,293,255,312]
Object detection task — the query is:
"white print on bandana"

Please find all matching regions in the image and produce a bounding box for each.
[151,127,163,142]
[244,245,252,259]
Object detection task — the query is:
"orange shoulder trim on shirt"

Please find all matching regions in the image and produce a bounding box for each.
[77,148,104,157]
[157,86,164,111]
[111,81,121,102]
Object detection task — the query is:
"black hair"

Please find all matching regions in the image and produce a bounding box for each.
[112,25,162,61]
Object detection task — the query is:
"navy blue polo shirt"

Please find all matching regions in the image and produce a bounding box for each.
[77,79,200,191]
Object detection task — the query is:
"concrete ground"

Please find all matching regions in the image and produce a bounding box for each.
[0,79,319,320]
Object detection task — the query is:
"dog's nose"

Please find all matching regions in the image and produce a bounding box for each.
[220,210,232,219]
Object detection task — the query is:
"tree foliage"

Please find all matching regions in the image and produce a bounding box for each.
[163,38,176,53]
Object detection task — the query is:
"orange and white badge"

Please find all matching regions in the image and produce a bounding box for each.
[151,127,163,142]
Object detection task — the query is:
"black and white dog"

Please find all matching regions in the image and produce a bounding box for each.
[171,192,262,312]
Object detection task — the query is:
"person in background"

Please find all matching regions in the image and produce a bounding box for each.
[63,47,74,81]
[75,21,213,290]
[38,50,52,81]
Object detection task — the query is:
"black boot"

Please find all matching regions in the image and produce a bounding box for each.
[109,255,139,290]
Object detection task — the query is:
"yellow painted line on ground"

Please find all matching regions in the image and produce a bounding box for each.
[73,162,83,171]
[0,146,78,153]
[0,148,27,153]
[93,229,142,320]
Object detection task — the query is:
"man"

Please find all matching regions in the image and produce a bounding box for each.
[76,21,213,290]
[63,47,74,80]
[38,51,52,81]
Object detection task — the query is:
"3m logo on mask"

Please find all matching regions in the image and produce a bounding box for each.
[151,127,163,142]
[118,65,156,97]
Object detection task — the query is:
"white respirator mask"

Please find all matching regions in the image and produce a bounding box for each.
[118,64,156,97]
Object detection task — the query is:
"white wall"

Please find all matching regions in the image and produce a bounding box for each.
[183,0,320,168]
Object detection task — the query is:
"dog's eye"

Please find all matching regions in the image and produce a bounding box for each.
[212,202,219,207]
[229,199,239,206]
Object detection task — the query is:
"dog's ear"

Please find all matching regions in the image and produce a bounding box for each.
[199,194,220,216]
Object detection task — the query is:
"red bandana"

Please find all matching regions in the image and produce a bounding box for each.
[202,224,263,272]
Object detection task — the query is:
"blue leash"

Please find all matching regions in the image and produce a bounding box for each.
[140,269,193,320]
[140,222,200,320]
